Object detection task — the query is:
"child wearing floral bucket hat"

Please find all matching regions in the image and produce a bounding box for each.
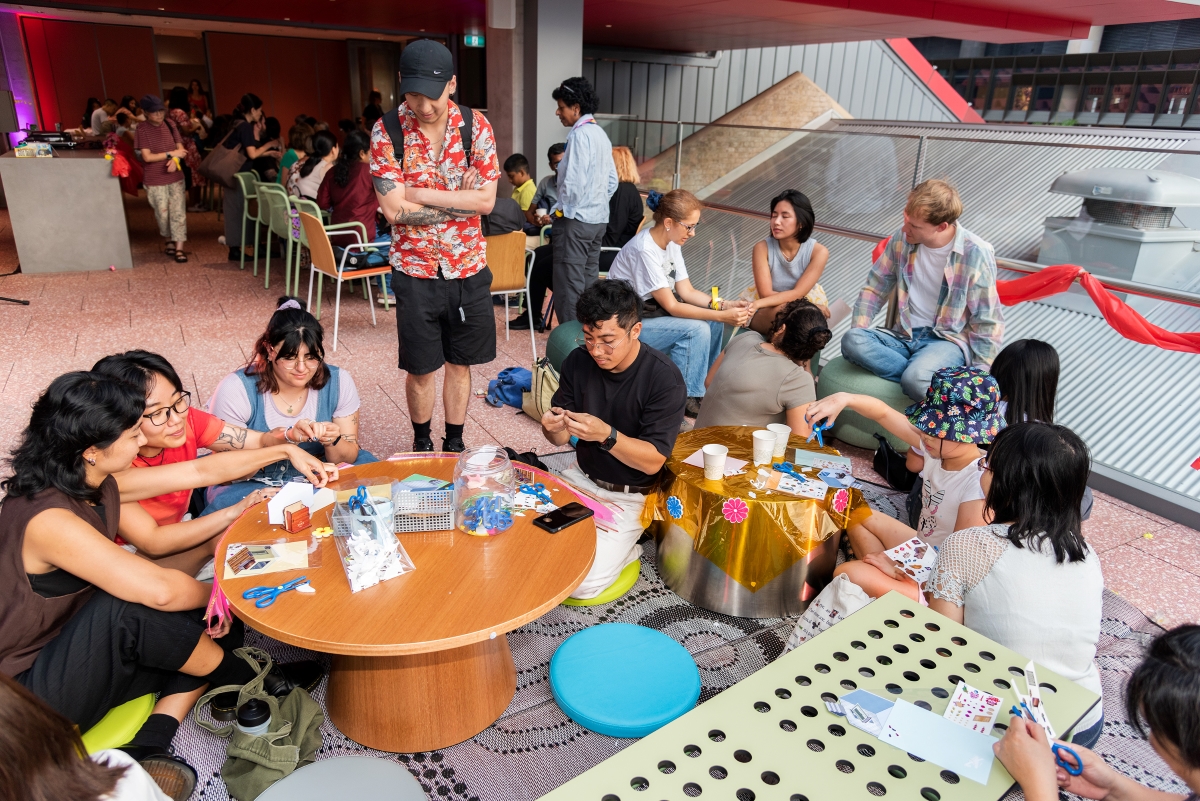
[804,365,1005,602]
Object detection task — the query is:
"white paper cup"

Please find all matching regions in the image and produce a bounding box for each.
[752,430,776,466]
[535,208,548,218]
[767,423,792,458]
[702,444,728,480]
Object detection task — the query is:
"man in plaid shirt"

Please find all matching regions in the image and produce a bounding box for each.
[843,180,1003,401]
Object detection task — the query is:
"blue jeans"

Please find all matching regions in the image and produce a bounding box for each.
[639,316,725,397]
[841,327,965,401]
[200,448,379,516]
[1070,714,1104,749]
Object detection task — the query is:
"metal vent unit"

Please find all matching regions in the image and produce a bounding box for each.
[1038,168,1200,316]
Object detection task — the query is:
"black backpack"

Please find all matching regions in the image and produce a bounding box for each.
[381,103,473,163]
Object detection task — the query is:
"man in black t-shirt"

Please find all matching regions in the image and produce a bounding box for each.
[543,279,686,599]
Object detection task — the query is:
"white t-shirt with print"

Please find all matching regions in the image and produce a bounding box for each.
[607,227,688,301]
[913,442,986,548]
[907,239,953,328]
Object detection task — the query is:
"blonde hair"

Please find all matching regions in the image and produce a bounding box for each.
[906,179,962,227]
[649,189,702,224]
[612,146,640,184]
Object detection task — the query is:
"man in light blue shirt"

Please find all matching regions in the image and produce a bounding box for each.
[551,77,618,324]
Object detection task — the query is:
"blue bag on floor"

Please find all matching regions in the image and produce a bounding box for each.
[486,367,532,409]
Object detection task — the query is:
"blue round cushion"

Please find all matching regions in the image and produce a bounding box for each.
[550,623,700,739]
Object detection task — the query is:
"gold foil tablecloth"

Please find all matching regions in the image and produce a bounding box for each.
[651,426,871,592]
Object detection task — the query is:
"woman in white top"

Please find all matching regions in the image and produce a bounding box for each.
[292,129,337,200]
[606,189,752,412]
[750,190,831,321]
[925,421,1105,747]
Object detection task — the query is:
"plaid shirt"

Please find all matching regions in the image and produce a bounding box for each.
[368,102,500,280]
[852,224,1004,367]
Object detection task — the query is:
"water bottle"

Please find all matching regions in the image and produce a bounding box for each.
[235,698,271,736]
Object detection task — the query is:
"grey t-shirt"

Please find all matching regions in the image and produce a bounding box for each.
[694,331,815,428]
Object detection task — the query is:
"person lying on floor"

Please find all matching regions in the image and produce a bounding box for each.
[804,365,1003,578]
[996,623,1200,798]
[695,298,831,433]
[92,349,333,576]
[206,297,377,513]
[0,373,322,800]
[541,279,686,599]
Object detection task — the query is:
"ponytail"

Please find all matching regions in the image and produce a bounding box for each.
[333,130,369,187]
[234,92,263,119]
[300,130,337,179]
[770,300,831,364]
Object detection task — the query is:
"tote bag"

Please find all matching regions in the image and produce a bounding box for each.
[199,123,248,189]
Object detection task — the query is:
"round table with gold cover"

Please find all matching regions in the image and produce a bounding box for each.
[649,426,872,618]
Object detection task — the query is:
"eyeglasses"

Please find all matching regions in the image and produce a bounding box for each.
[143,391,191,426]
[679,221,699,234]
[275,354,322,368]
[575,332,630,356]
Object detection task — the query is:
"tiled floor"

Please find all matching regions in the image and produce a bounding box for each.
[0,195,1197,628]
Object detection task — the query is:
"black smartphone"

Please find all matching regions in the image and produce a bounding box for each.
[533,502,594,533]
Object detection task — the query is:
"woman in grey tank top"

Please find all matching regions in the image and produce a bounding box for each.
[751,190,830,319]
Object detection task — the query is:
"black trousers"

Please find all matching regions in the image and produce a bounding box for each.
[16,591,243,731]
[526,244,620,328]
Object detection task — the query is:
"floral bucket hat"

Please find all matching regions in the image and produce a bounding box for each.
[905,365,1006,444]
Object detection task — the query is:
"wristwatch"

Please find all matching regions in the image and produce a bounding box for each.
[599,425,618,452]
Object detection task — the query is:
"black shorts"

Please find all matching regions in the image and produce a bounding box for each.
[393,266,497,375]
[15,591,244,730]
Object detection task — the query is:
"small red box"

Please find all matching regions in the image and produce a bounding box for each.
[283,501,311,533]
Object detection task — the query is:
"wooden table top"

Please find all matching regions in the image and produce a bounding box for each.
[216,457,596,657]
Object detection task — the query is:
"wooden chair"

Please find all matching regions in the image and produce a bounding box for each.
[298,211,391,352]
[292,197,386,318]
[486,230,537,364]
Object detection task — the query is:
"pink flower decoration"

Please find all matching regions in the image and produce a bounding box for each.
[832,488,849,514]
[722,497,749,524]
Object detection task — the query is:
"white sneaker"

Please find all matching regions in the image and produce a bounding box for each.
[377,294,396,305]
[217,235,226,246]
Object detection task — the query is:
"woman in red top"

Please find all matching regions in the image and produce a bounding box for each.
[91,350,332,576]
[317,130,381,238]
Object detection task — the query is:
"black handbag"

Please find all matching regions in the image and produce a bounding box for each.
[872,432,917,492]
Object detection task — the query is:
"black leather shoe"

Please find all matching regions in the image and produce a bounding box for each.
[209,659,323,721]
[413,437,435,452]
[228,247,242,261]
[685,397,703,418]
[442,436,466,453]
[119,746,197,801]
[509,314,534,330]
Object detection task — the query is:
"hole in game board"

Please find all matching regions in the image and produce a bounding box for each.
[820,692,839,703]
[940,771,960,785]
[852,640,867,650]
[709,766,727,780]
[925,622,940,632]
[762,771,780,785]
[630,776,649,791]
[828,724,846,736]
[921,789,941,801]
[893,644,910,654]
[868,630,883,639]
[780,719,797,732]
[994,679,1011,690]
[684,744,702,758]
[708,730,725,742]
[964,662,981,673]
[836,760,856,774]
[858,744,876,757]
[683,783,702,797]
[776,688,792,699]
[841,679,858,691]
[815,663,831,674]
[833,651,849,662]
[860,667,876,678]
[979,650,996,661]
[867,782,887,796]
[903,671,920,682]
[950,636,967,646]
[936,648,952,657]
[658,760,676,774]
[920,659,936,669]
[734,750,753,764]
[754,701,771,713]
[795,675,812,686]
[915,700,932,711]
[888,766,908,779]
[909,633,925,643]
[931,687,949,698]
[801,706,818,717]
[736,790,756,801]
[884,619,899,628]
[807,739,825,752]
[877,656,893,666]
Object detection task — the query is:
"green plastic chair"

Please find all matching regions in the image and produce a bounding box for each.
[291,197,385,317]
[256,184,295,292]
[562,559,640,607]
[233,173,259,272]
[80,694,155,754]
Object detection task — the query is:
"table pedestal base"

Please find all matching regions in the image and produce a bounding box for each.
[327,636,517,753]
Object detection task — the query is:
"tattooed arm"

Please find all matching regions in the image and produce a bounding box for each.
[405,165,498,216]
[373,174,459,226]
[325,410,360,464]
[207,422,283,452]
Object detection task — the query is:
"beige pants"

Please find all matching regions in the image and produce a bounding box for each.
[146,181,187,242]
[561,465,648,599]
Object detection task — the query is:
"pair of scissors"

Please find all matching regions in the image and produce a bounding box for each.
[243,576,309,608]
[808,420,832,448]
[519,482,552,504]
[348,486,375,514]
[1009,705,1082,776]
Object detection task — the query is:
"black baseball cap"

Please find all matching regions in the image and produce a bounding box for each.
[399,39,454,99]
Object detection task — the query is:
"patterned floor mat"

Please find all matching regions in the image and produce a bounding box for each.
[179,471,1187,801]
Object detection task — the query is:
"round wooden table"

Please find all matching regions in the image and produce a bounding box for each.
[216,457,596,753]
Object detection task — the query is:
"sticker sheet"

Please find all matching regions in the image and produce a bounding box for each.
[943,681,1002,735]
[793,449,853,471]
[766,470,829,499]
[882,537,939,588]
[817,468,857,488]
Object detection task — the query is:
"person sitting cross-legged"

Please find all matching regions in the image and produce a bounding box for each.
[541,279,686,599]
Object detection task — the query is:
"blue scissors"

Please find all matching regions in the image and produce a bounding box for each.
[348,486,374,514]
[243,576,310,608]
[1010,705,1082,775]
[808,420,832,448]
[519,482,552,504]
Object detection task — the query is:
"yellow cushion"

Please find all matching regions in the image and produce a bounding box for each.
[562,559,640,607]
[81,694,156,754]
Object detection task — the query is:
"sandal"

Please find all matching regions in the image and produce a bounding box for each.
[174,251,188,263]
[164,243,176,256]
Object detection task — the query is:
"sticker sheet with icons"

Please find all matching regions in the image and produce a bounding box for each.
[883,537,939,588]
[943,681,1002,735]
[767,470,829,499]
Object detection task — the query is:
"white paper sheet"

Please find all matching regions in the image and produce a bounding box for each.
[681,449,748,476]
[267,482,314,524]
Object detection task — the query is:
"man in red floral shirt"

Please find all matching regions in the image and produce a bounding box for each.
[370,39,500,453]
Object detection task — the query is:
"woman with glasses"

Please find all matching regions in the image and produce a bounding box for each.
[205,298,377,513]
[606,189,752,418]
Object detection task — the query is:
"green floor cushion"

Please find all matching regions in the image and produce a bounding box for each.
[816,356,911,452]
[546,320,583,374]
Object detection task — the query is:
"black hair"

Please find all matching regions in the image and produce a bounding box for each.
[368,90,382,103]
[990,339,1059,426]
[91,351,183,398]
[504,153,530,173]
[263,116,281,141]
[235,92,263,118]
[337,118,356,134]
[299,130,337,178]
[168,86,189,112]
[334,130,370,187]
[83,97,101,128]
[248,298,330,395]
[985,422,1089,564]
[770,190,815,244]
[1,372,145,502]
[576,279,642,331]
[1125,624,1200,771]
[552,77,600,116]
[189,79,204,94]
[119,95,136,111]
[769,300,831,364]
[547,142,565,160]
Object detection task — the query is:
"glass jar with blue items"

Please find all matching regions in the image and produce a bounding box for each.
[331,486,415,592]
[453,446,517,536]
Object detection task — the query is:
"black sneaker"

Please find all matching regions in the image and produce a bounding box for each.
[509,314,535,331]
[442,436,466,453]
[209,659,323,721]
[119,746,197,801]
[413,437,435,452]
[228,246,242,261]
[685,397,703,418]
